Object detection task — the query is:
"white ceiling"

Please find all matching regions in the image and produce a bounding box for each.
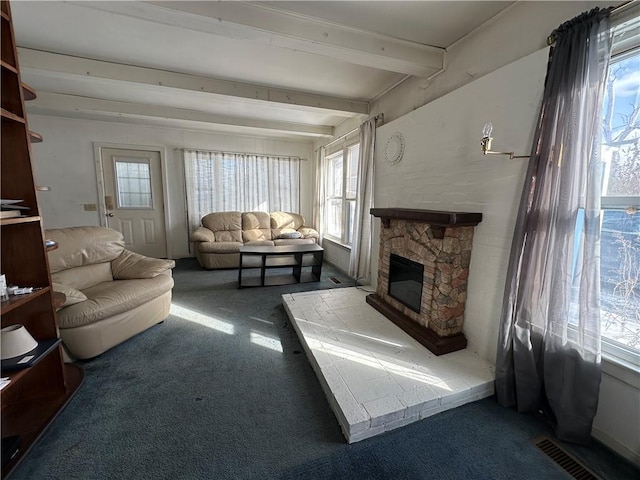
[11,1,515,140]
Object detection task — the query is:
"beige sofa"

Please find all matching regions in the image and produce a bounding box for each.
[191,211,319,269]
[46,226,175,360]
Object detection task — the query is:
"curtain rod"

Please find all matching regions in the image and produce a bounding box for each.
[174,147,307,161]
[547,0,637,45]
[322,127,359,149]
[322,113,385,149]
[611,0,636,15]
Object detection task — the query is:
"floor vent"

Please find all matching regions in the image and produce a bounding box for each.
[328,277,342,284]
[534,436,601,480]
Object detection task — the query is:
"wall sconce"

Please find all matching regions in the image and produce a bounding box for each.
[480,122,529,159]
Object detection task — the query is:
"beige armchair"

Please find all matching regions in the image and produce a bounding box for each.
[46,226,175,360]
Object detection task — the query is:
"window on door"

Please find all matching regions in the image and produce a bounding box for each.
[114,158,153,209]
[324,142,360,246]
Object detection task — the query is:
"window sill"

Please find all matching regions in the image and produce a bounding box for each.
[322,237,351,251]
[601,354,640,389]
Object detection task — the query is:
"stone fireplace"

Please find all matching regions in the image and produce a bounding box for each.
[367,208,482,355]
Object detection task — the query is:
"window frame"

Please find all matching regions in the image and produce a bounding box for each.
[598,33,640,368]
[113,156,154,210]
[323,139,360,247]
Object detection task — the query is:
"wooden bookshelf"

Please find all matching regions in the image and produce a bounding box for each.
[0,2,83,477]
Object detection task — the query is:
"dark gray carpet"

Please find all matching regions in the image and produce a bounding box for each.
[9,259,639,480]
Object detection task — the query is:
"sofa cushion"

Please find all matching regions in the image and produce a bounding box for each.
[191,227,215,243]
[241,212,271,242]
[242,211,271,230]
[52,263,113,291]
[243,229,272,242]
[202,211,242,231]
[215,230,242,242]
[245,240,275,246]
[46,226,125,273]
[274,238,316,246]
[197,241,243,254]
[201,212,243,242]
[52,282,88,308]
[270,212,304,230]
[112,250,175,279]
[298,227,320,240]
[57,275,174,328]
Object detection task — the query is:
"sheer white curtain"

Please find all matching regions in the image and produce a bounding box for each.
[348,118,376,282]
[312,146,326,244]
[184,150,300,232]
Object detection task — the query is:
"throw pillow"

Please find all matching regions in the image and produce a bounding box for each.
[278,231,302,239]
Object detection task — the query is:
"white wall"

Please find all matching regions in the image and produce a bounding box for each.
[373,47,546,363]
[28,115,314,258]
[593,362,640,466]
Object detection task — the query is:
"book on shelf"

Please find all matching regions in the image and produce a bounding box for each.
[1,199,29,218]
[0,210,21,219]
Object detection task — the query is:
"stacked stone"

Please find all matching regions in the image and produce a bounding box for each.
[376,219,475,338]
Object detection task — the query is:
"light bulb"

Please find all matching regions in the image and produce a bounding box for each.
[482,122,493,138]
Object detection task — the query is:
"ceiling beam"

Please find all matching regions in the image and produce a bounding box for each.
[83,1,444,78]
[17,48,368,115]
[28,92,335,138]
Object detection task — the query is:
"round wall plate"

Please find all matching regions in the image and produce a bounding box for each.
[385,132,405,165]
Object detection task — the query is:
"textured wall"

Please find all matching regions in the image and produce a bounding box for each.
[373,48,547,362]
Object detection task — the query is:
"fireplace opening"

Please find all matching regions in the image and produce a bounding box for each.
[388,254,424,313]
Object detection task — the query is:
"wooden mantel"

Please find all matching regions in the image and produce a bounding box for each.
[370,208,482,228]
[369,207,482,355]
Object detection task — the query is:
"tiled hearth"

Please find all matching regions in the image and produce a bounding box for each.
[282,288,494,443]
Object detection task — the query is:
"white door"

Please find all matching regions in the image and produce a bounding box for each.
[101,148,167,258]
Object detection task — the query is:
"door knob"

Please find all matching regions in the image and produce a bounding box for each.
[107,213,115,217]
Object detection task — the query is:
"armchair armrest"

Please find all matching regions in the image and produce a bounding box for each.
[112,250,175,280]
[191,227,215,243]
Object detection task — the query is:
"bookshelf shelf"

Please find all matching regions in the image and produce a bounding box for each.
[1,106,25,123]
[28,130,42,143]
[0,215,41,226]
[0,287,50,316]
[21,81,36,101]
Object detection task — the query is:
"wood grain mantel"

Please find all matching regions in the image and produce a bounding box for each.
[370,208,482,228]
[369,207,482,355]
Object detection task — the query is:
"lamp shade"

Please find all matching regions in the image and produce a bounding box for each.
[1,324,38,360]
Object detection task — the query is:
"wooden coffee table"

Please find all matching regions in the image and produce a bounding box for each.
[238,244,324,288]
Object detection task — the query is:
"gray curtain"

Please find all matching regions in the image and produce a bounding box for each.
[348,118,376,282]
[495,8,612,444]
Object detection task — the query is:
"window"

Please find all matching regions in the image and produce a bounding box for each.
[183,150,300,232]
[114,158,152,208]
[599,32,640,366]
[324,142,359,245]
